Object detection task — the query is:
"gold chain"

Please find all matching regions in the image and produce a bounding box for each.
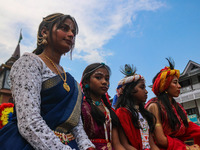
[44,54,70,92]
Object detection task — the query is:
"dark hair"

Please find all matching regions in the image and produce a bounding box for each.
[152,72,188,131]
[33,13,79,56]
[116,79,156,132]
[81,63,119,127]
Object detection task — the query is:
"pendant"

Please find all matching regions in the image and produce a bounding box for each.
[95,101,103,106]
[63,83,70,92]
[107,142,112,150]
[95,101,100,106]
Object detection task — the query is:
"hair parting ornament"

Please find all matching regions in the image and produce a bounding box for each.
[116,64,144,96]
[43,13,64,22]
[152,58,180,96]
[82,62,110,79]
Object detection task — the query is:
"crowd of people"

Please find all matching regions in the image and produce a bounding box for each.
[0,12,200,150]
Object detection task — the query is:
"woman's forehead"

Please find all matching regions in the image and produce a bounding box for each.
[137,79,145,85]
[63,18,75,27]
[93,68,109,75]
[172,75,178,80]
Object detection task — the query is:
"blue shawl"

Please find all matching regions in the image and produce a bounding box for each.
[0,72,82,150]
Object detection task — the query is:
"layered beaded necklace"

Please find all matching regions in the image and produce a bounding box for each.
[44,54,70,92]
[91,98,112,149]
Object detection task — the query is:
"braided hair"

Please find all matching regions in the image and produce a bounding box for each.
[81,63,119,127]
[33,13,79,57]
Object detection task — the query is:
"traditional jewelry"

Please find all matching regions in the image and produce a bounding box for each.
[102,103,112,150]
[85,84,89,89]
[93,71,106,76]
[38,34,48,46]
[81,63,110,80]
[44,55,70,92]
[92,100,102,106]
[134,105,139,112]
[41,34,48,45]
[53,131,75,145]
[43,13,64,22]
[155,123,162,127]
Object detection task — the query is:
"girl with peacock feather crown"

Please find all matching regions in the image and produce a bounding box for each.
[115,64,158,150]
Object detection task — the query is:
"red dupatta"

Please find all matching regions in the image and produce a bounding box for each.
[145,97,200,150]
[116,107,143,150]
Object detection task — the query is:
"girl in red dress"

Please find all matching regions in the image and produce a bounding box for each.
[145,58,200,150]
[115,64,159,150]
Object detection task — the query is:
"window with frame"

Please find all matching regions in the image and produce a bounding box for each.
[179,79,191,87]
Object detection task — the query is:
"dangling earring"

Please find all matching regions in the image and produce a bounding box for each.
[85,84,89,88]
[42,34,48,45]
[165,91,168,94]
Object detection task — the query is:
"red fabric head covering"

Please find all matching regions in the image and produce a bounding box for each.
[152,66,180,96]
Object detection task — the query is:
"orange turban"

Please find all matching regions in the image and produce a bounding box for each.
[152,66,180,96]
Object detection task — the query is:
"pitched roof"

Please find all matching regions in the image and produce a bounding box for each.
[5,43,20,67]
[180,60,200,76]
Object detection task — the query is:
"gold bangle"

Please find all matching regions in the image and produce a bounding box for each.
[155,123,162,127]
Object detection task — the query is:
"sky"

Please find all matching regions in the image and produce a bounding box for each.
[0,0,200,101]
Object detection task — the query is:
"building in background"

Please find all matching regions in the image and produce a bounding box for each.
[175,60,200,125]
[0,32,22,104]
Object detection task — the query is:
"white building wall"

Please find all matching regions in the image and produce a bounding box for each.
[183,101,196,109]
[196,99,200,114]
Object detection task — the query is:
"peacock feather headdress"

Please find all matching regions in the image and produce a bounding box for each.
[117,64,144,96]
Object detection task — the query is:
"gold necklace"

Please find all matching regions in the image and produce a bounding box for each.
[44,55,70,92]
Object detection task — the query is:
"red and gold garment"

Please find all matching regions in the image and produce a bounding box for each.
[81,100,113,150]
[116,107,150,150]
[145,97,200,150]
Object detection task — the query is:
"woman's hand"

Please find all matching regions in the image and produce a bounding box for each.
[112,127,126,150]
[118,127,137,150]
[186,144,200,150]
[149,134,160,150]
